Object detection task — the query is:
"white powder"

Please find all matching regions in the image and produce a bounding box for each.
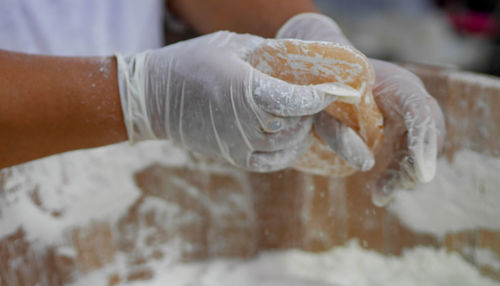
[389,149,500,237]
[460,245,500,273]
[472,247,500,272]
[2,143,500,285]
[0,141,190,247]
[69,240,499,286]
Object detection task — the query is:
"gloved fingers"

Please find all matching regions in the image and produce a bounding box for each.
[371,140,420,207]
[276,13,352,46]
[250,116,313,152]
[230,85,313,152]
[251,69,361,117]
[372,166,417,207]
[314,112,374,171]
[376,94,438,184]
[405,94,445,179]
[429,95,446,155]
[245,141,309,172]
[371,60,444,183]
[406,105,439,182]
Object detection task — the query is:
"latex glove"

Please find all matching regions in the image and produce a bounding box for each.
[116,31,353,172]
[277,13,446,205]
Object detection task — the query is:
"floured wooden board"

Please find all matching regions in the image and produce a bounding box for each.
[1,64,500,284]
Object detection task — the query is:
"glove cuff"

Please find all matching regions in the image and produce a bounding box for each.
[115,52,157,144]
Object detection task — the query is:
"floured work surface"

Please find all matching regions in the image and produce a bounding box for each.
[1,64,500,285]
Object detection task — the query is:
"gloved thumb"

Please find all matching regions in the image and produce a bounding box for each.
[251,68,361,117]
[371,59,445,183]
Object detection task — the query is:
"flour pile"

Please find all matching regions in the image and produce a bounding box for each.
[2,144,499,285]
[70,240,499,286]
[0,141,189,248]
[390,150,500,237]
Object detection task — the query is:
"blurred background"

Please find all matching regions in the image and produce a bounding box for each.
[314,0,500,75]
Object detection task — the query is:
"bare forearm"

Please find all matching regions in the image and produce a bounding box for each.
[0,50,127,168]
[168,0,318,37]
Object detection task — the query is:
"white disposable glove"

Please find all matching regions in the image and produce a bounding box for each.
[277,13,446,204]
[116,31,355,172]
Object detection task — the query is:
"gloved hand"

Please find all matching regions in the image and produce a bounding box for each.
[277,13,446,205]
[116,31,355,172]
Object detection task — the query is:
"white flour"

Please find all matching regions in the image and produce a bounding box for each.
[473,247,500,272]
[389,149,500,237]
[461,246,500,273]
[70,240,499,286]
[2,144,499,285]
[0,141,189,247]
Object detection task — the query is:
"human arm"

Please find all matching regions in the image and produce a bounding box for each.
[1,32,351,171]
[167,0,318,37]
[0,50,127,169]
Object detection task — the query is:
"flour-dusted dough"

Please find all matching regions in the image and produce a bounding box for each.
[248,39,384,176]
